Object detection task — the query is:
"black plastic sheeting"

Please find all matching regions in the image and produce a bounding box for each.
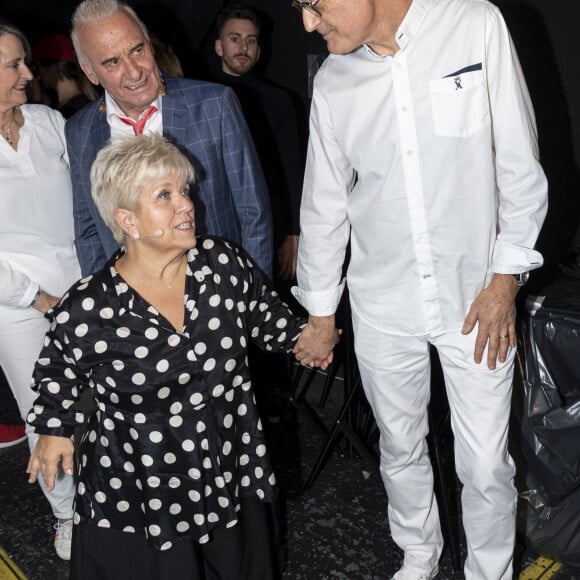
[514,302,580,569]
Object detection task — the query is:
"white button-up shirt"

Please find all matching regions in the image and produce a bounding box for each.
[293,0,548,336]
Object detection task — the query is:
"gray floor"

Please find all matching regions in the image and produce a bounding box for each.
[274,377,464,580]
[0,365,577,579]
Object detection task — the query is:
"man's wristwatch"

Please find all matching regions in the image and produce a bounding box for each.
[512,272,529,286]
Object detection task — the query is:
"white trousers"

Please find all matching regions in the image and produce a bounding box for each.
[0,306,75,520]
[352,313,517,580]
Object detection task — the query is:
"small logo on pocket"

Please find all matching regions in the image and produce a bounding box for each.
[454,76,463,90]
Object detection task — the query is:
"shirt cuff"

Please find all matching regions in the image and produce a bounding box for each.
[491,241,544,274]
[20,282,40,309]
[290,279,346,317]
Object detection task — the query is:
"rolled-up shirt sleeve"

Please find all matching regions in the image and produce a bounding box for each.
[291,280,346,317]
[491,241,544,274]
[0,259,40,308]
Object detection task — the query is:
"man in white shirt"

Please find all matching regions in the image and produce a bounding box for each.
[291,0,548,579]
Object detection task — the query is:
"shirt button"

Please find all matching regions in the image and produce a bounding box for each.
[407,150,413,156]
[402,106,408,112]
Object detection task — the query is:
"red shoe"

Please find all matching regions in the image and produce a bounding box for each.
[0,423,26,449]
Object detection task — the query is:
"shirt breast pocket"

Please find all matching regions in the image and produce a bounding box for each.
[429,70,490,138]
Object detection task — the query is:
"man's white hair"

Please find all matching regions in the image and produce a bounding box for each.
[71,0,150,69]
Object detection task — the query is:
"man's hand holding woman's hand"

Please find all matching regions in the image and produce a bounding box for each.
[293,315,341,371]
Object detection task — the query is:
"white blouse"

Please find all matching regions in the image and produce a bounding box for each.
[0,104,80,309]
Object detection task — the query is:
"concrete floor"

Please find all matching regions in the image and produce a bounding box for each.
[0,365,578,580]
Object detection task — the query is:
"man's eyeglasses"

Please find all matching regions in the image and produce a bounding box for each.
[291,0,322,18]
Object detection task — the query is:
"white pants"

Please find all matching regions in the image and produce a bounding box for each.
[0,306,75,520]
[352,313,517,580]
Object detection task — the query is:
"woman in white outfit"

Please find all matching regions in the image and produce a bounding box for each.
[0,21,81,561]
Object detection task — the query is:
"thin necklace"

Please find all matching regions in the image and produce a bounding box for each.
[1,124,13,146]
[1,108,20,146]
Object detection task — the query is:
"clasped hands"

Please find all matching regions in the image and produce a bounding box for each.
[293,314,341,371]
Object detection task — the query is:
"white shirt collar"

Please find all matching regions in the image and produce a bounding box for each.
[362,0,434,59]
[104,92,163,136]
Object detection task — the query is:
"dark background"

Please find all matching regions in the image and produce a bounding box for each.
[4,0,580,290]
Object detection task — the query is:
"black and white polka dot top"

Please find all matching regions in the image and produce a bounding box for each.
[28,237,305,550]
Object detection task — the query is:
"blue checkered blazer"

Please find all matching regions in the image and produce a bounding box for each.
[65,76,273,278]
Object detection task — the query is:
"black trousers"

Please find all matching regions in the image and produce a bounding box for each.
[69,499,280,580]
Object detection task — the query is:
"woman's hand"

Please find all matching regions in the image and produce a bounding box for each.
[27,435,75,491]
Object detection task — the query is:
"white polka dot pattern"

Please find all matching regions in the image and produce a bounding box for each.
[28,238,306,549]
